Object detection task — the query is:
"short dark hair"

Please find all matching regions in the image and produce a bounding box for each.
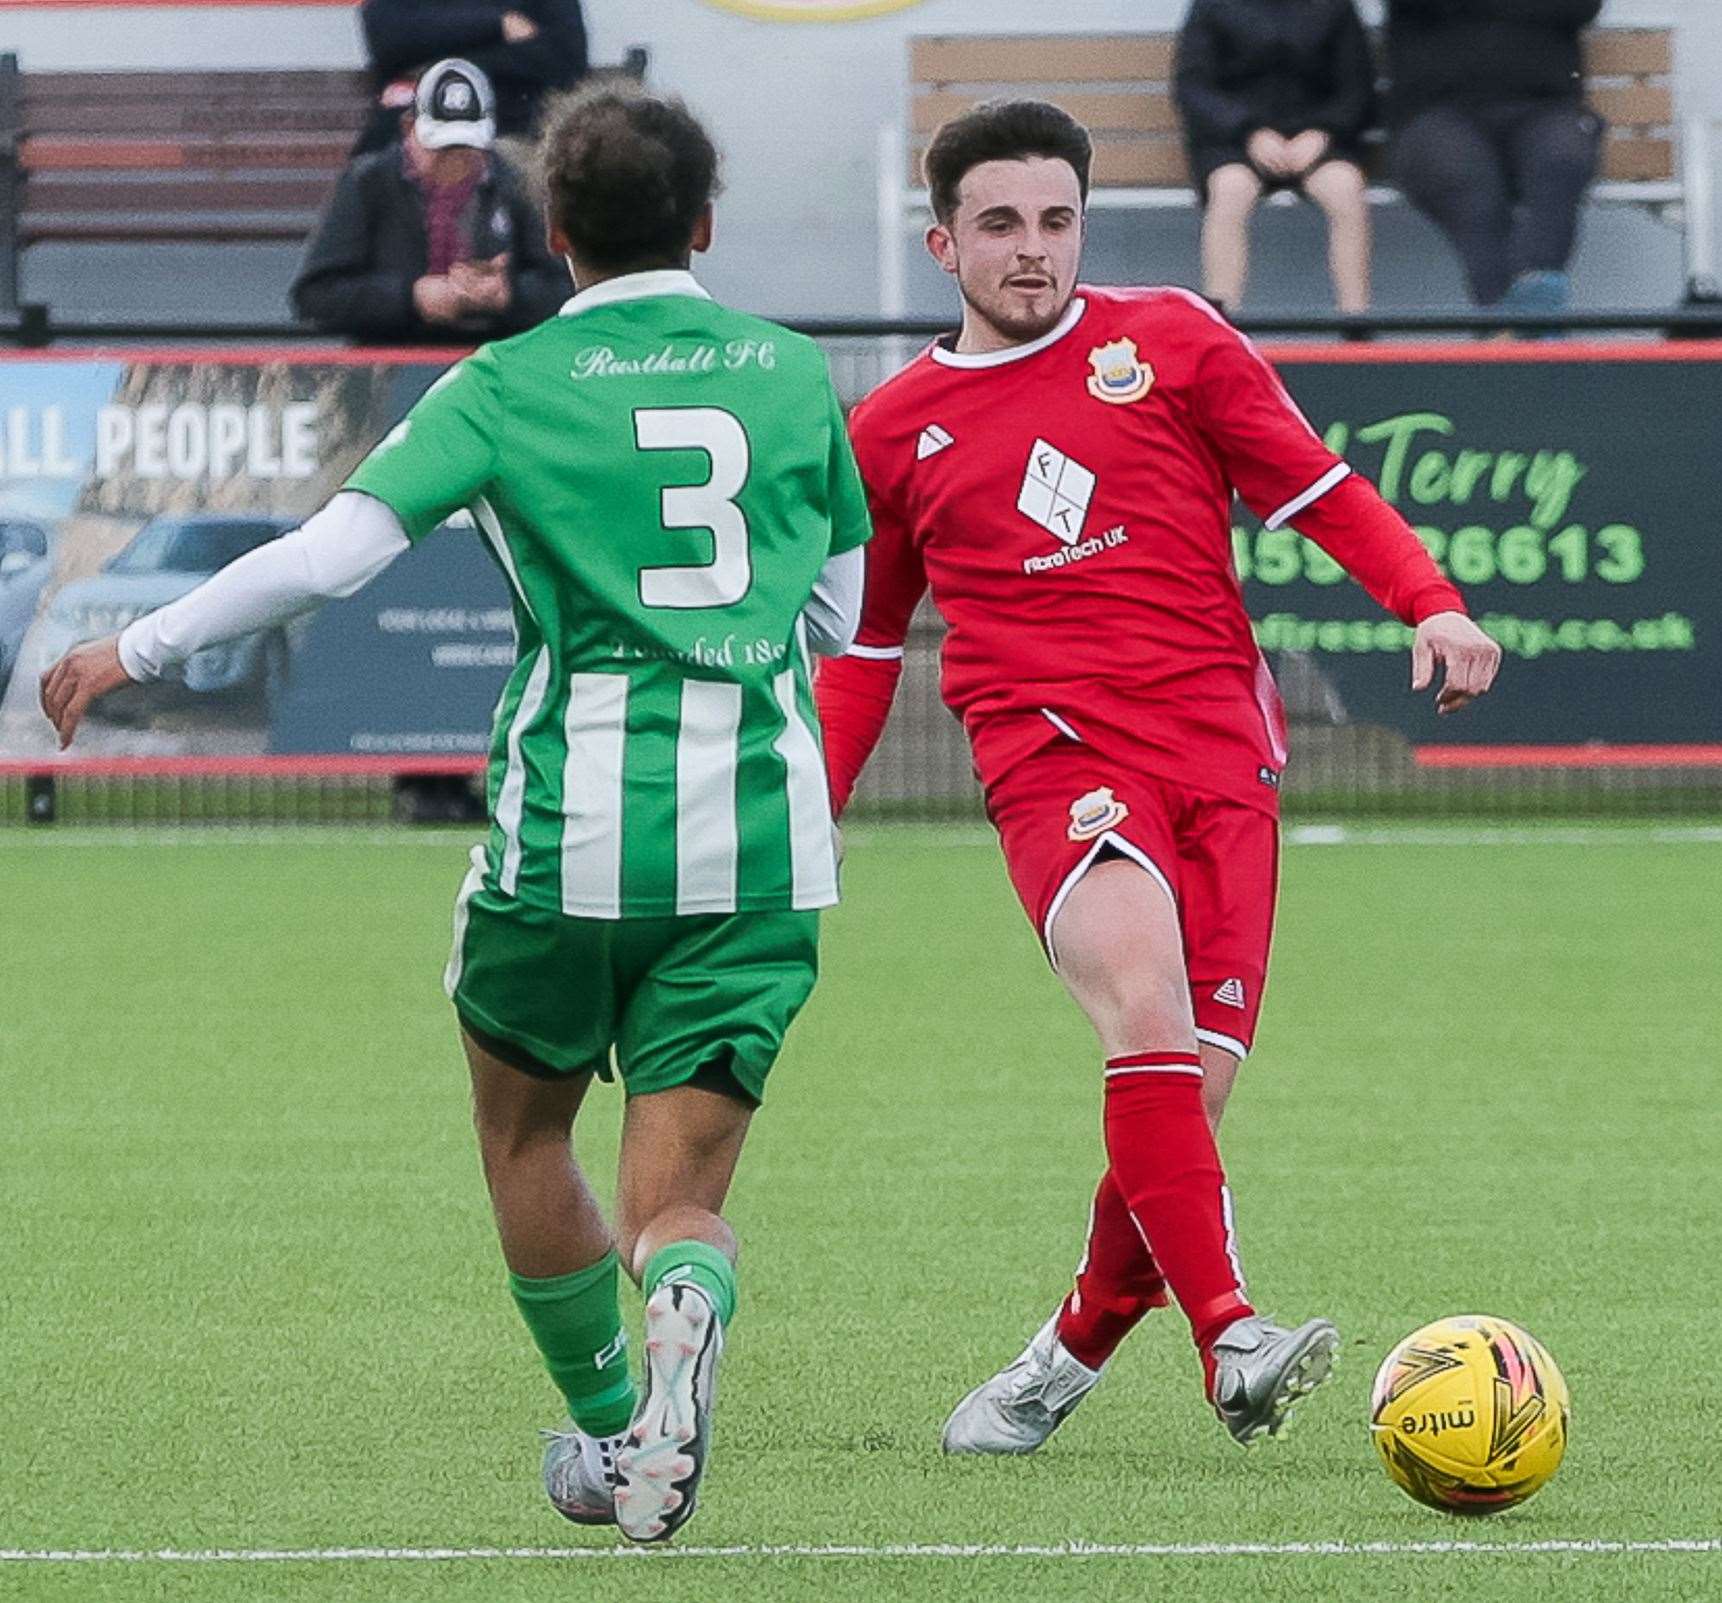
[540,86,721,272]
[924,98,1092,225]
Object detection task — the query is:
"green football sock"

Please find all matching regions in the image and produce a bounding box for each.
[642,1240,738,1327]
[509,1250,637,1438]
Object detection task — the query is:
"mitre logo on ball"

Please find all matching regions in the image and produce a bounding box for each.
[1067,787,1130,841]
[1085,339,1154,405]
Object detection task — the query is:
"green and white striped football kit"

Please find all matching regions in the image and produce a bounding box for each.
[347,271,872,1094]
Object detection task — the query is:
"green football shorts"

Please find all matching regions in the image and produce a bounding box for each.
[444,857,819,1103]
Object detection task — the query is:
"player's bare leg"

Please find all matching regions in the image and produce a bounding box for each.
[944,860,1335,1451]
[616,1083,751,1278]
[611,1084,754,1543]
[464,1032,635,1526]
[467,1034,611,1275]
[1059,861,1334,1443]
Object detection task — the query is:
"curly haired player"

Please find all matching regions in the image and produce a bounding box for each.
[41,86,871,1543]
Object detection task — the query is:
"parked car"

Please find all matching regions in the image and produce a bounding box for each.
[0,518,54,700]
[18,513,296,711]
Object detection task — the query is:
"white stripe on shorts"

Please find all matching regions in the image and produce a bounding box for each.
[1196,1027,1251,1062]
[443,844,487,999]
[1043,830,1178,969]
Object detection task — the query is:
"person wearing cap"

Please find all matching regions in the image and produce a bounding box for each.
[293,59,567,343]
[354,0,587,154]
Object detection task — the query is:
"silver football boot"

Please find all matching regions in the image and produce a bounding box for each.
[941,1313,1103,1454]
[613,1281,724,1543]
[1208,1314,1340,1445]
[540,1423,624,1526]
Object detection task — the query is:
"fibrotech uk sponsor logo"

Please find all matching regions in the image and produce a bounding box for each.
[1024,525,1129,575]
[1016,439,1131,574]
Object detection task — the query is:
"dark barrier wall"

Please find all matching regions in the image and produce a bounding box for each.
[1248,349,1721,753]
[1,345,1718,768]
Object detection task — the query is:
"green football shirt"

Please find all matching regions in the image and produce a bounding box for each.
[346,272,873,919]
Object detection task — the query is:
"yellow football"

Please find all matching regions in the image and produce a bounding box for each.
[1370,1315,1570,1515]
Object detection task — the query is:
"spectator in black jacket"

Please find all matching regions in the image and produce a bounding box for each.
[1388,0,1605,310]
[354,0,587,153]
[1175,0,1378,312]
[293,60,568,343]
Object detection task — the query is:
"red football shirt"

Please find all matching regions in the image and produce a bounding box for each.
[817,285,1464,817]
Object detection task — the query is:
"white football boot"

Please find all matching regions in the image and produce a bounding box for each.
[540,1423,624,1526]
[1207,1314,1340,1445]
[613,1281,724,1543]
[941,1313,1103,1454]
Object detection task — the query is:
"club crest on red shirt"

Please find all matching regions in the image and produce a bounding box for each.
[1067,786,1130,841]
[1085,338,1154,405]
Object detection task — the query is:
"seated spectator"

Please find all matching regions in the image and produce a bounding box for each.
[1175,0,1377,313]
[354,0,587,154]
[1387,0,1605,312]
[292,60,568,344]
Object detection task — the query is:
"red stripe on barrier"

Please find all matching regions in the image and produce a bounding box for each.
[0,346,474,365]
[1260,342,1722,365]
[0,755,486,778]
[0,2,356,8]
[1414,744,1722,769]
[3,343,1720,367]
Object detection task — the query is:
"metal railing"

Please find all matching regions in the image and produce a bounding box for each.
[3,305,1722,351]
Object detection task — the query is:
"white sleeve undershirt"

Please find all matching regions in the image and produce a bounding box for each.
[116,492,867,681]
[802,546,865,657]
[116,492,411,683]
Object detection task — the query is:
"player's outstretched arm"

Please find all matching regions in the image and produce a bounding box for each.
[1176,298,1502,715]
[1411,610,1503,715]
[38,491,409,750]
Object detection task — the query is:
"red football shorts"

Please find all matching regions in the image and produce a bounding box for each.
[983,738,1280,1059]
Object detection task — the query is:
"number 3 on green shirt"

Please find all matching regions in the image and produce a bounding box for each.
[634,406,753,610]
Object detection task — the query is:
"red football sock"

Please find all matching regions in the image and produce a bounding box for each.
[1101,1051,1253,1354]
[1056,1168,1169,1370]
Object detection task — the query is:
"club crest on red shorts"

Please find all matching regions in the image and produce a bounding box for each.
[1068,786,1130,841]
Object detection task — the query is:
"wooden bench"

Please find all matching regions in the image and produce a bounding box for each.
[0,48,650,315]
[877,28,1712,315]
[1,63,369,277]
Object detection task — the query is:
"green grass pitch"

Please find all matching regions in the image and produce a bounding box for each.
[1,823,1719,1602]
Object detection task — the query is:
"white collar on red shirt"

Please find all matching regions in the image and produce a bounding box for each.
[558,269,712,317]
[929,296,1089,369]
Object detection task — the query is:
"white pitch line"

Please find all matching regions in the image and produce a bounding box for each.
[0,828,478,849]
[1285,824,1722,848]
[1,1539,1717,1565]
